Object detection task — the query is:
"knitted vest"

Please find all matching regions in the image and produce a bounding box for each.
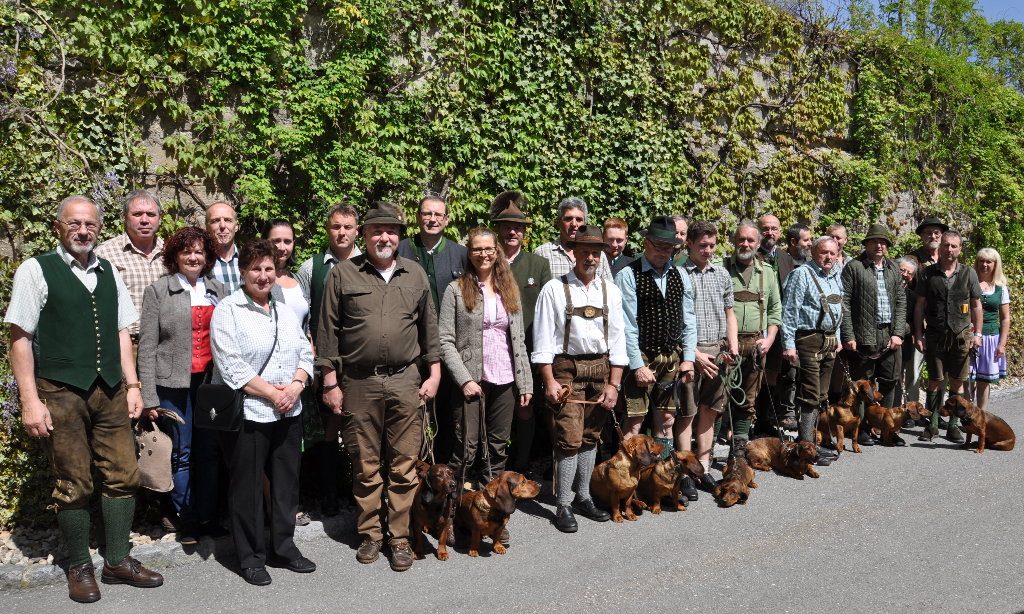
[629,259,683,357]
[921,264,974,333]
[35,251,122,390]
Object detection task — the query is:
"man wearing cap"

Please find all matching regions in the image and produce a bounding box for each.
[841,223,908,445]
[316,205,441,572]
[781,236,844,465]
[533,225,626,532]
[913,230,982,443]
[6,196,163,603]
[678,221,738,489]
[534,196,613,281]
[724,220,782,448]
[490,192,552,474]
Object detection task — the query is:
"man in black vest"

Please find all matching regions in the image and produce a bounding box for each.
[913,230,982,442]
[5,196,163,603]
[296,202,362,516]
[490,192,553,475]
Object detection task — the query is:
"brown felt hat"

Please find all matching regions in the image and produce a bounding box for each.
[490,191,532,225]
[565,224,612,252]
[359,204,406,231]
[915,216,949,235]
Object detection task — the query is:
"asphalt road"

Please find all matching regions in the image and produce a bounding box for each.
[6,387,1024,613]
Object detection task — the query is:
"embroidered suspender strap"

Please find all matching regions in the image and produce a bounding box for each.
[561,274,572,354]
[560,274,611,354]
[807,270,841,332]
[728,258,766,330]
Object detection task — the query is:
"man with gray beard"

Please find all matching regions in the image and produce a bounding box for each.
[724,221,781,447]
[316,205,441,572]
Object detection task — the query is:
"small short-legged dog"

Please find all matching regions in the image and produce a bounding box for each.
[942,396,1016,453]
[746,437,820,479]
[635,450,704,514]
[455,471,540,557]
[816,379,881,454]
[864,401,930,446]
[590,435,663,522]
[411,461,458,560]
[713,454,758,507]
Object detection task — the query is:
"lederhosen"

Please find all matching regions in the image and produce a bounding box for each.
[549,275,611,453]
[727,258,767,416]
[794,270,842,409]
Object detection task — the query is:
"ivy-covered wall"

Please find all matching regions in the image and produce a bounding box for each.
[1,0,1022,528]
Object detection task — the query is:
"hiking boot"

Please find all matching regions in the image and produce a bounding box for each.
[389,540,414,572]
[67,563,101,603]
[945,425,966,444]
[857,430,876,447]
[680,475,699,502]
[356,538,382,564]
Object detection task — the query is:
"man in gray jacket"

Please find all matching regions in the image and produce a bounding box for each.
[840,223,908,445]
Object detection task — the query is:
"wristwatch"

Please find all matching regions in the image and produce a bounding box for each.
[610,382,622,392]
[124,382,142,390]
[322,383,339,392]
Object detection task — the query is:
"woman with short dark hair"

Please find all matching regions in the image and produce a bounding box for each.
[211,240,315,586]
[138,226,228,544]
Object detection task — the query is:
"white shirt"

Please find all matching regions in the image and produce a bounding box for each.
[531,271,628,366]
[4,245,138,335]
[210,289,314,423]
[176,274,217,306]
[278,283,309,325]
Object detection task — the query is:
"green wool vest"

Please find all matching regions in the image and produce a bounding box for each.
[309,250,332,335]
[35,251,122,390]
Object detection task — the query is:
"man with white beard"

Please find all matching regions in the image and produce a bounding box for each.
[315,205,441,572]
[724,221,782,448]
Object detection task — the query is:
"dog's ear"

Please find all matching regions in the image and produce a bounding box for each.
[622,436,642,457]
[415,460,431,481]
[489,473,518,515]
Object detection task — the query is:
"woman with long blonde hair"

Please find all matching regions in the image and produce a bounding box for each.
[971,247,1011,411]
[438,227,533,514]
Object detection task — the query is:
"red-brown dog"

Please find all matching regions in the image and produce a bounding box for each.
[864,401,930,446]
[455,471,540,557]
[591,434,663,522]
[714,454,758,507]
[745,437,820,479]
[816,379,881,454]
[635,450,704,514]
[942,396,1016,453]
[411,461,458,560]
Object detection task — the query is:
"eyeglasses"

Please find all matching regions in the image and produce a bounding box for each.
[469,247,496,255]
[57,219,100,232]
[419,211,447,220]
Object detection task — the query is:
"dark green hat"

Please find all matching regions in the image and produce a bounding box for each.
[490,191,532,225]
[861,223,892,246]
[565,224,611,252]
[359,203,406,230]
[640,215,683,246]
[915,216,949,235]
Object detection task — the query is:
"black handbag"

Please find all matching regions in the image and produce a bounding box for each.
[195,302,279,431]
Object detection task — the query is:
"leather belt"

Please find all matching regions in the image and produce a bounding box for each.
[347,363,412,378]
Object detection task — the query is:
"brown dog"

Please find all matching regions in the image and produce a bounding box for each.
[942,396,1016,453]
[864,401,930,446]
[746,437,820,479]
[455,471,540,557]
[816,379,881,454]
[411,461,458,561]
[635,450,704,514]
[590,435,663,522]
[714,455,758,507]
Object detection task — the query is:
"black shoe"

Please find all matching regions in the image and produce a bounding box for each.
[918,426,938,442]
[270,555,316,573]
[902,418,916,429]
[815,445,838,459]
[177,531,199,546]
[200,522,229,539]
[572,497,610,522]
[241,567,272,586]
[857,431,876,447]
[892,435,907,447]
[945,426,966,443]
[554,505,578,533]
[815,455,833,467]
[696,473,717,493]
[938,417,949,429]
[680,475,699,501]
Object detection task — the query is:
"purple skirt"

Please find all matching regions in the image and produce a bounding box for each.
[971,334,1007,383]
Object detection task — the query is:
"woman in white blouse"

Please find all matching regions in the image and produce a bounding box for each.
[211,240,315,586]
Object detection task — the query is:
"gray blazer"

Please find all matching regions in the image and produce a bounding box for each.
[438,281,533,394]
[138,274,229,407]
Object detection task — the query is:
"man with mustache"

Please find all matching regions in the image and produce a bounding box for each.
[903,216,948,406]
[725,220,781,449]
[756,214,782,270]
[5,196,163,602]
[316,205,441,572]
[534,197,613,281]
[205,201,242,293]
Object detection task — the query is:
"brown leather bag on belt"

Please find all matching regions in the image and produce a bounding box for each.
[134,409,185,493]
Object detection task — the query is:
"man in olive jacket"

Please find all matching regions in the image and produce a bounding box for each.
[840,224,907,444]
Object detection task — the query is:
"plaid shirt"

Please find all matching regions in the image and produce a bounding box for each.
[534,241,612,281]
[874,263,892,324]
[211,245,241,294]
[680,258,734,343]
[94,233,166,338]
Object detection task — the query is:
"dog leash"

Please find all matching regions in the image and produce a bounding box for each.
[557,382,626,441]
[419,399,437,465]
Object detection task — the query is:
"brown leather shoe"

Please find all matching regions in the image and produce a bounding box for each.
[356,538,382,564]
[101,556,164,588]
[67,563,101,603]
[389,539,414,572]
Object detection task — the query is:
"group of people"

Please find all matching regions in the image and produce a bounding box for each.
[3,189,1012,601]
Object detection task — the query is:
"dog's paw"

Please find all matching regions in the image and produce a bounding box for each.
[750,481,759,489]
[468,549,479,557]
[436,550,448,561]
[493,543,507,555]
[612,515,624,523]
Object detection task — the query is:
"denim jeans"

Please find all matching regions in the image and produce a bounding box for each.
[157,372,221,527]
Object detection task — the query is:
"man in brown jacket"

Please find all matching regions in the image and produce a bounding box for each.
[316,205,441,572]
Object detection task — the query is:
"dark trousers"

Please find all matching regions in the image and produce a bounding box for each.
[222,417,302,569]
[848,328,903,408]
[795,332,837,411]
[450,382,516,482]
[157,373,221,528]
